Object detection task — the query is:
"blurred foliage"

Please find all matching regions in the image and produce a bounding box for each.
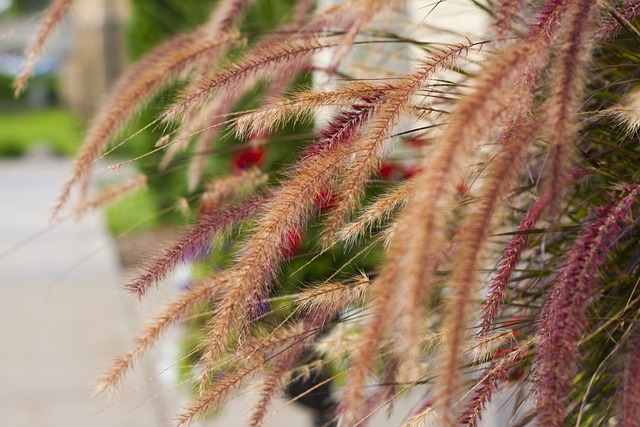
[115,0,312,227]
[3,0,48,15]
[104,187,162,235]
[126,0,218,60]
[0,107,82,157]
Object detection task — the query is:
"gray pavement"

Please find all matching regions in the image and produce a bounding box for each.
[0,154,175,426]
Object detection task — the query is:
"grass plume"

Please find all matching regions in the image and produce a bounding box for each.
[13,0,73,96]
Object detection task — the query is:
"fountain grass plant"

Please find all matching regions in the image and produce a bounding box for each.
[17,0,640,425]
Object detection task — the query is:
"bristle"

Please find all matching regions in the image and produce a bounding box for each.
[324,0,390,71]
[339,37,544,424]
[606,88,640,136]
[620,331,640,427]
[72,175,147,220]
[250,312,331,427]
[478,194,547,337]
[539,0,599,215]
[237,322,307,362]
[595,1,640,41]
[241,62,309,153]
[124,196,263,298]
[337,297,392,426]
[96,280,219,394]
[479,169,588,337]
[250,348,303,427]
[457,339,533,427]
[468,330,517,365]
[38,0,640,424]
[364,354,400,421]
[534,184,640,426]
[233,84,384,138]
[195,108,378,374]
[159,95,226,171]
[295,275,371,315]
[388,40,547,423]
[177,364,259,427]
[196,93,380,374]
[322,41,478,244]
[14,0,73,96]
[337,236,425,424]
[160,0,252,168]
[402,407,439,427]
[204,0,253,36]
[187,46,301,190]
[527,0,571,40]
[163,35,334,124]
[437,118,537,418]
[51,30,240,219]
[186,92,249,191]
[200,150,358,372]
[200,168,267,212]
[334,179,415,247]
[177,0,253,116]
[493,0,525,41]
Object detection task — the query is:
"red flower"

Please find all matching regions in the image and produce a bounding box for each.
[280,227,303,259]
[232,147,265,172]
[455,181,469,195]
[379,162,396,180]
[314,191,336,211]
[405,138,428,147]
[380,162,422,180]
[506,366,524,381]
[402,166,422,179]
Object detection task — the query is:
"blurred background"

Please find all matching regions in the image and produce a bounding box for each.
[0,2,186,426]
